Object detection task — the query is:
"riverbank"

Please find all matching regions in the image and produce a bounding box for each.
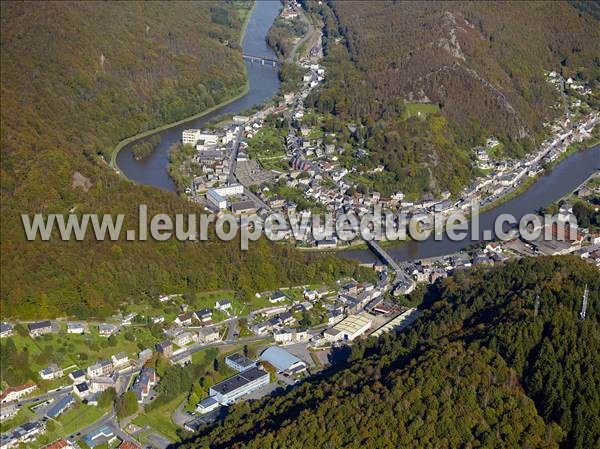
[110,82,250,169]
[110,3,257,171]
[297,138,600,255]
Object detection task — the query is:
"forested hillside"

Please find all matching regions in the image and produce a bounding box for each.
[0,1,366,318]
[185,257,600,449]
[304,0,600,196]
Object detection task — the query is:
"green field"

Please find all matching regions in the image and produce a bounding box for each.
[133,394,185,442]
[403,102,440,119]
[22,402,110,448]
[1,325,162,392]
[246,127,288,171]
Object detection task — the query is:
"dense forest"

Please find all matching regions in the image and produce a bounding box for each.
[0,1,368,318]
[302,0,600,197]
[185,257,599,449]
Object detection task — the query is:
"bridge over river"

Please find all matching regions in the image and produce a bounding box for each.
[242,54,280,66]
[366,240,416,294]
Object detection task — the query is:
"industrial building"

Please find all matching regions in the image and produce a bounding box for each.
[209,367,269,404]
[225,353,256,372]
[371,308,420,338]
[196,396,220,415]
[323,315,372,343]
[260,346,306,374]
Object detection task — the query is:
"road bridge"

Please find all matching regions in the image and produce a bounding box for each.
[366,240,416,294]
[366,240,401,271]
[242,54,280,66]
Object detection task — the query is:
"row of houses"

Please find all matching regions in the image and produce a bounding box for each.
[15,321,120,339]
[0,421,45,448]
[156,326,221,358]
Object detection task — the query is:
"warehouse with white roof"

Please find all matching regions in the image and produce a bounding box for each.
[260,346,306,374]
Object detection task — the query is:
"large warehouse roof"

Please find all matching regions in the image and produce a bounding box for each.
[260,346,303,372]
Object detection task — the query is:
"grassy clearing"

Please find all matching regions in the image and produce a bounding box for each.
[133,394,186,442]
[403,102,440,119]
[28,402,110,448]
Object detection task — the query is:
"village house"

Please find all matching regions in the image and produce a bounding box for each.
[1,403,18,422]
[41,439,76,449]
[121,313,137,326]
[269,291,287,303]
[111,352,129,368]
[90,376,116,394]
[197,327,220,344]
[215,300,232,311]
[69,369,86,383]
[251,321,270,335]
[131,369,157,403]
[39,363,63,380]
[66,322,86,334]
[138,349,153,364]
[87,359,113,378]
[173,331,196,347]
[98,323,117,337]
[28,320,53,338]
[156,340,174,358]
[273,328,309,345]
[194,308,213,324]
[73,382,90,399]
[1,322,14,338]
[0,383,37,403]
[175,312,194,327]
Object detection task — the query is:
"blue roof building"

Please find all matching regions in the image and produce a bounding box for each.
[46,394,74,418]
[82,425,115,448]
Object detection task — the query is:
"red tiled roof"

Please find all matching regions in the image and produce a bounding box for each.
[41,439,71,449]
[0,382,36,400]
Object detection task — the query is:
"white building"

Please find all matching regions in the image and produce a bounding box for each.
[260,346,306,374]
[111,352,129,368]
[206,184,244,210]
[209,367,269,405]
[66,322,85,334]
[196,396,220,415]
[0,383,37,403]
[182,129,201,145]
[39,364,63,380]
[215,300,232,311]
[273,328,309,345]
[225,353,256,372]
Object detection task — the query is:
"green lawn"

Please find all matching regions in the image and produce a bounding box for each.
[404,102,440,119]
[133,394,185,442]
[1,326,162,393]
[27,402,110,448]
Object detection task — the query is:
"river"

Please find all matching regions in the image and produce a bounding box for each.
[115,0,282,191]
[339,144,600,264]
[116,1,599,264]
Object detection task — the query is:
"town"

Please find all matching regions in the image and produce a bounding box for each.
[1,1,599,449]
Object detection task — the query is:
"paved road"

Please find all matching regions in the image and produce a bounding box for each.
[226,318,238,342]
[171,399,194,428]
[171,333,272,364]
[288,6,316,62]
[13,388,70,408]
[227,126,245,184]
